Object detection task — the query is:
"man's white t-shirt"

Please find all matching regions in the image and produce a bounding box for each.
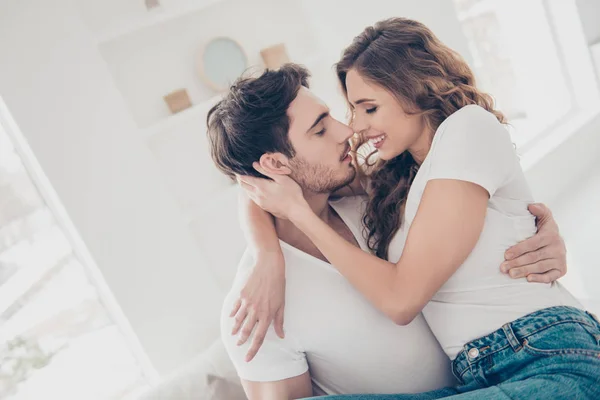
[388,105,581,359]
[221,196,455,396]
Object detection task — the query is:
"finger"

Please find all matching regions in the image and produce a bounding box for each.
[505,260,555,279]
[238,179,257,194]
[528,203,549,219]
[505,233,551,260]
[274,308,285,339]
[245,319,270,362]
[237,310,258,346]
[237,175,262,188]
[231,305,248,335]
[506,266,527,279]
[529,203,559,233]
[501,247,549,272]
[229,298,242,317]
[526,269,562,284]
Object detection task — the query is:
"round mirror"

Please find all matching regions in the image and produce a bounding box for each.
[198,37,248,92]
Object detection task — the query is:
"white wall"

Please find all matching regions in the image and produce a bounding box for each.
[548,162,600,306]
[0,0,224,375]
[524,112,600,204]
[299,0,471,62]
[576,0,600,44]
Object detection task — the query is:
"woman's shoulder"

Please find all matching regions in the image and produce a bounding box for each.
[438,104,503,134]
[432,104,509,149]
[425,104,518,195]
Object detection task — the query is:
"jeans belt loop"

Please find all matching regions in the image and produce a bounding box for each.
[502,322,523,352]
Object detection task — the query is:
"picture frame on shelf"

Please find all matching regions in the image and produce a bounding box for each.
[197,37,248,92]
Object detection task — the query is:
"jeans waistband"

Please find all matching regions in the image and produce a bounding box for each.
[452,306,598,377]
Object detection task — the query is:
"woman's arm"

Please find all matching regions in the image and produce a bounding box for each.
[289,178,487,325]
[239,166,570,328]
[231,190,286,362]
[242,163,487,325]
[238,189,282,257]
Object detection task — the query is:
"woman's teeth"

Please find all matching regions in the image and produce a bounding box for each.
[370,135,386,144]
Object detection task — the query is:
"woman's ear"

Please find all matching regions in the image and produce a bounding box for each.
[258,153,292,175]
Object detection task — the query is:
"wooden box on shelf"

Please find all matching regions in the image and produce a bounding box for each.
[145,0,161,10]
[260,43,290,70]
[164,89,192,114]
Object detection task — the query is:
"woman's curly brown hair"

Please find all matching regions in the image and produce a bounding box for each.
[336,17,506,259]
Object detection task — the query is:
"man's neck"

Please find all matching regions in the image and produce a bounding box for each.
[275,191,331,242]
[275,191,332,255]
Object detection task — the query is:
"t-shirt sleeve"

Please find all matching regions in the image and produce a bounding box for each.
[427,105,517,197]
[220,276,308,382]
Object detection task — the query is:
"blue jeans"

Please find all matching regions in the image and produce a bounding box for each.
[312,306,600,400]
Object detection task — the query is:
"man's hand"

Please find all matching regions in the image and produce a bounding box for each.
[501,203,567,283]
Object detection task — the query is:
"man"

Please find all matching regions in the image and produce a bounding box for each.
[207,64,568,399]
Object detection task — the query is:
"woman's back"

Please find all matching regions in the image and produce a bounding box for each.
[387,105,581,358]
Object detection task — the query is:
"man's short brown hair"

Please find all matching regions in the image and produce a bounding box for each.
[207,64,310,179]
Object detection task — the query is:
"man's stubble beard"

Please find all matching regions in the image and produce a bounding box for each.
[288,156,357,195]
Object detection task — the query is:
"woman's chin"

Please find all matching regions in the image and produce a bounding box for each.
[377,145,409,161]
[377,151,389,161]
[376,148,394,161]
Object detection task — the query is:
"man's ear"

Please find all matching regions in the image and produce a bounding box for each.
[258,153,292,175]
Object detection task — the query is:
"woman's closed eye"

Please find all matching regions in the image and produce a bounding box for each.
[366,106,378,114]
[315,128,326,136]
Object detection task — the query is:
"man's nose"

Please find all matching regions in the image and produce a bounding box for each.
[333,118,355,143]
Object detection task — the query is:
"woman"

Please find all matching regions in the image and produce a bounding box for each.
[236,18,600,399]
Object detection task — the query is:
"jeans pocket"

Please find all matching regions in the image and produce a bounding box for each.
[522,321,600,358]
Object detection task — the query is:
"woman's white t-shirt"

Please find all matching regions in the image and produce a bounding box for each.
[387,105,581,359]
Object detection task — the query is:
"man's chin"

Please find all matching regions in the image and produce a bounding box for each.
[291,163,356,195]
[329,169,357,194]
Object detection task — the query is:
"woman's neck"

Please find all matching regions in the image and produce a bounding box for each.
[409,128,434,166]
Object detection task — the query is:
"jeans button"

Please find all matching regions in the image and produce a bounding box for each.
[468,348,479,359]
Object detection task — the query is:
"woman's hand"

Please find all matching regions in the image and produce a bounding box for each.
[230,251,286,362]
[237,162,309,220]
[501,203,567,283]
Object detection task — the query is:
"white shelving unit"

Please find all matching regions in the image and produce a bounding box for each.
[138,53,325,140]
[94,0,224,45]
[93,0,321,132]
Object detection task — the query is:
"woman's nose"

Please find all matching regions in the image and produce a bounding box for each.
[351,113,367,133]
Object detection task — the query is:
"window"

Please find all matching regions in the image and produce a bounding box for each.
[0,100,151,399]
[453,0,600,149]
